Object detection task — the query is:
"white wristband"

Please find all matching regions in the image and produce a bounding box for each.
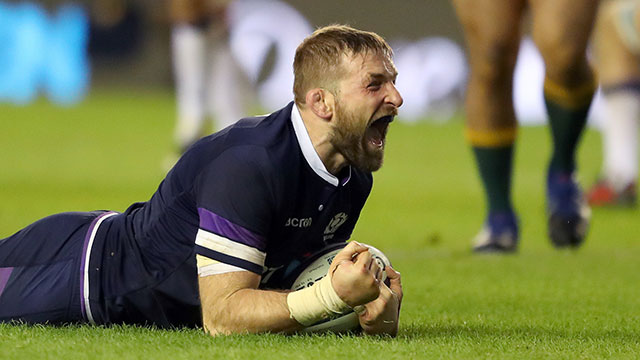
[286,275,351,326]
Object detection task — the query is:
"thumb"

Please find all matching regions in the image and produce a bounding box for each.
[353,304,368,317]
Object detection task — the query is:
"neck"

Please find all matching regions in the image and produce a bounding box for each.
[298,106,347,175]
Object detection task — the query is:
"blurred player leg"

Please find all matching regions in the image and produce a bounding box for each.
[169,0,248,167]
[588,0,640,206]
[172,23,207,152]
[169,0,236,159]
[595,88,640,205]
[206,21,253,129]
[530,0,598,248]
[451,0,526,253]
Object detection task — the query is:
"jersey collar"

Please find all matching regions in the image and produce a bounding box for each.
[291,104,352,187]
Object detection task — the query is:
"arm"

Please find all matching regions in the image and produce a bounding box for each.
[199,271,301,335]
[198,241,381,335]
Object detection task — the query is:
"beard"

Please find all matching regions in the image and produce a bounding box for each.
[330,100,385,172]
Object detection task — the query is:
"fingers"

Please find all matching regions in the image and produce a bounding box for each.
[354,248,373,268]
[385,265,401,283]
[332,241,370,264]
[370,258,382,282]
[385,265,403,305]
[374,265,383,282]
[355,250,383,285]
[330,242,372,278]
[356,288,396,327]
[330,242,380,306]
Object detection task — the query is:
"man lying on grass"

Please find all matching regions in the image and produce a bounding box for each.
[0,25,403,336]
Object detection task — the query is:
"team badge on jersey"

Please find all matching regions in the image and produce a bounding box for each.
[323,212,348,241]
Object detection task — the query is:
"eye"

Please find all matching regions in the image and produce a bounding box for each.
[367,81,381,90]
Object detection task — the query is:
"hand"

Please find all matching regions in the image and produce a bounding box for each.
[329,241,381,307]
[356,265,403,336]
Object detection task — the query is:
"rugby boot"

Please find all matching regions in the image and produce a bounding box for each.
[472,211,519,253]
[546,171,591,248]
[586,179,637,207]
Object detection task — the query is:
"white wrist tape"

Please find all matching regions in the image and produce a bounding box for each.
[286,275,351,326]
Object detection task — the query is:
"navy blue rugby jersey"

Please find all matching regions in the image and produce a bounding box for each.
[89,102,373,328]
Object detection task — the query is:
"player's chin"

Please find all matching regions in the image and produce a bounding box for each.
[357,147,384,172]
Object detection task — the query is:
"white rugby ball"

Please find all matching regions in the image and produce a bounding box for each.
[290,242,391,333]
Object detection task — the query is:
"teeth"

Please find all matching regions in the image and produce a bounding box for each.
[368,123,385,147]
[366,115,393,148]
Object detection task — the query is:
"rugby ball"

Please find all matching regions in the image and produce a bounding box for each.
[290,242,391,333]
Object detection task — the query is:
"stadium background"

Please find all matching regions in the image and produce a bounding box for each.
[1,1,640,359]
[85,0,463,87]
[0,0,607,124]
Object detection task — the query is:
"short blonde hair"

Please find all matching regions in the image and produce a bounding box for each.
[293,24,393,105]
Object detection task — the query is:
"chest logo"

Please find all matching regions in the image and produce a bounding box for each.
[323,212,348,241]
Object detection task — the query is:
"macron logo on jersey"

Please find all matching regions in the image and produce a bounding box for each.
[285,217,312,228]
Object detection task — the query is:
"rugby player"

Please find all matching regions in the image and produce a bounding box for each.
[451,0,599,252]
[0,25,404,336]
[169,0,252,155]
[587,0,639,207]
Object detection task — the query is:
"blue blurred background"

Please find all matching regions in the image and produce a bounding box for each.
[0,0,604,124]
[0,1,468,117]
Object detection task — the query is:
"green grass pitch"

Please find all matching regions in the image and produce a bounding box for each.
[1,89,639,359]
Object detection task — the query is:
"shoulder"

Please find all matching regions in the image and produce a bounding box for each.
[180,103,297,178]
[215,102,295,149]
[195,145,277,191]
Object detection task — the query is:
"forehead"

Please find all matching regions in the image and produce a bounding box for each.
[340,51,397,80]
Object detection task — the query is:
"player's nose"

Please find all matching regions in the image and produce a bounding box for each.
[385,82,403,108]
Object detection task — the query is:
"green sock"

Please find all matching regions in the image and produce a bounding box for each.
[544,76,595,174]
[545,97,592,174]
[472,146,514,214]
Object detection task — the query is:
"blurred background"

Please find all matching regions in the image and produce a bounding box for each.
[2,4,639,355]
[1,0,605,125]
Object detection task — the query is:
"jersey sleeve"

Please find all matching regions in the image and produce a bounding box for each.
[192,146,276,275]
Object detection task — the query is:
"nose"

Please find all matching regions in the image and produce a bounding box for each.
[386,82,403,108]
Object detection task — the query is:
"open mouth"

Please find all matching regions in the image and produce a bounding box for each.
[367,115,394,147]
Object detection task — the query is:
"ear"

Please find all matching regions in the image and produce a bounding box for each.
[305,88,334,120]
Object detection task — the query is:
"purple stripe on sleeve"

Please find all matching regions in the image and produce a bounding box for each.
[197,208,266,250]
[0,267,13,298]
